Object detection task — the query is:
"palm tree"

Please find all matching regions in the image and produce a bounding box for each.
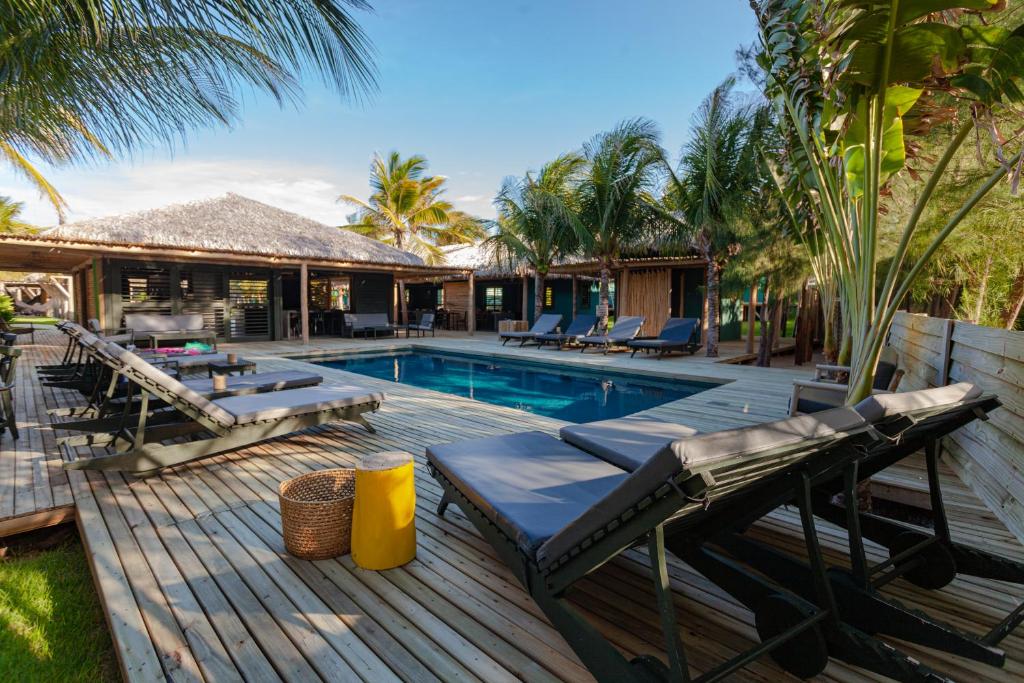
[661,79,758,357]
[0,197,35,234]
[575,119,664,331]
[1,1,376,221]
[486,154,587,319]
[341,152,486,321]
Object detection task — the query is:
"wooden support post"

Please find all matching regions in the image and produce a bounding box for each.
[571,274,578,319]
[619,269,629,320]
[747,281,758,354]
[300,263,310,345]
[522,275,529,322]
[467,272,476,335]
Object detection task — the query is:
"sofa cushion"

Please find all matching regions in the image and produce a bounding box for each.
[427,431,629,559]
[125,313,205,333]
[560,416,699,471]
[213,384,384,425]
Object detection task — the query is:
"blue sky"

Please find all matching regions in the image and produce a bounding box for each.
[1,1,758,226]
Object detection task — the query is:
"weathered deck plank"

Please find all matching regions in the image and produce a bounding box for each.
[3,328,1024,682]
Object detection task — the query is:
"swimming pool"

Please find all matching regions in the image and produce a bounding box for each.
[314,350,715,423]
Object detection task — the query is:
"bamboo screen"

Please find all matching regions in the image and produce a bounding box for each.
[620,268,672,336]
[443,281,470,315]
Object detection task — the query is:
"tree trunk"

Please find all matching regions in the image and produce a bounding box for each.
[534,271,546,321]
[1001,266,1024,330]
[746,281,758,355]
[398,280,408,326]
[598,262,611,332]
[756,287,771,367]
[758,291,784,367]
[705,259,721,357]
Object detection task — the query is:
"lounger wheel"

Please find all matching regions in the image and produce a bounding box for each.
[627,655,671,682]
[754,594,829,679]
[888,531,957,590]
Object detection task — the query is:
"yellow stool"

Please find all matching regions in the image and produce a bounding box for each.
[351,451,416,569]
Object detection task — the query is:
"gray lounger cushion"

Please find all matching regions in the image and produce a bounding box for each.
[426,431,629,557]
[560,416,699,471]
[183,371,323,396]
[853,382,982,423]
[214,384,385,425]
[537,407,866,568]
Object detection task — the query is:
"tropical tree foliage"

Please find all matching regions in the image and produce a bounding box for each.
[1,0,377,220]
[575,119,665,331]
[0,196,35,234]
[661,80,769,356]
[486,154,587,319]
[341,152,486,322]
[753,0,1024,402]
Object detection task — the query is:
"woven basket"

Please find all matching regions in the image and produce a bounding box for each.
[279,468,356,560]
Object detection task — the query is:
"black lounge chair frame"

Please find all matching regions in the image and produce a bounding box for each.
[708,392,1021,671]
[429,421,954,682]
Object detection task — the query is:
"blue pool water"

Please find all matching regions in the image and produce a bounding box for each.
[315,350,714,423]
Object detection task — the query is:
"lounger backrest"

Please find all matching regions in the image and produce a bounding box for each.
[530,313,562,334]
[565,314,598,336]
[99,342,235,429]
[87,318,102,333]
[853,382,982,423]
[536,406,867,569]
[607,316,644,341]
[658,317,698,341]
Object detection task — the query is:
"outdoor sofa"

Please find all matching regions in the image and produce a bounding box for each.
[123,312,218,350]
[87,318,135,345]
[344,312,397,339]
[499,313,562,346]
[534,314,598,349]
[56,327,382,475]
[577,315,645,353]
[626,317,701,358]
[789,347,904,415]
[427,382,1004,681]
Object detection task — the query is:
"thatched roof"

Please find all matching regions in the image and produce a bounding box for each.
[43,193,424,266]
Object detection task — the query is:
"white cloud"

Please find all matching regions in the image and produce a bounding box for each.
[0,158,365,227]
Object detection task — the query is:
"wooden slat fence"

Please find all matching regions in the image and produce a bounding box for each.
[889,311,1024,541]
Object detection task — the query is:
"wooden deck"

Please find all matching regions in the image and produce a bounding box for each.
[3,327,1023,681]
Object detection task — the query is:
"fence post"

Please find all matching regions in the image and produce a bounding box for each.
[938,318,955,386]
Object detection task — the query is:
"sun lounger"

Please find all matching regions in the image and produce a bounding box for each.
[427,406,964,681]
[60,334,382,475]
[499,313,562,346]
[534,314,598,349]
[577,315,644,353]
[627,317,701,358]
[0,346,21,439]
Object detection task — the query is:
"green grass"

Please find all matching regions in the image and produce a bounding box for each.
[739,318,797,339]
[11,317,59,325]
[0,535,118,682]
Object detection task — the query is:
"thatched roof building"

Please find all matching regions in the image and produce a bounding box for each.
[44,193,423,267]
